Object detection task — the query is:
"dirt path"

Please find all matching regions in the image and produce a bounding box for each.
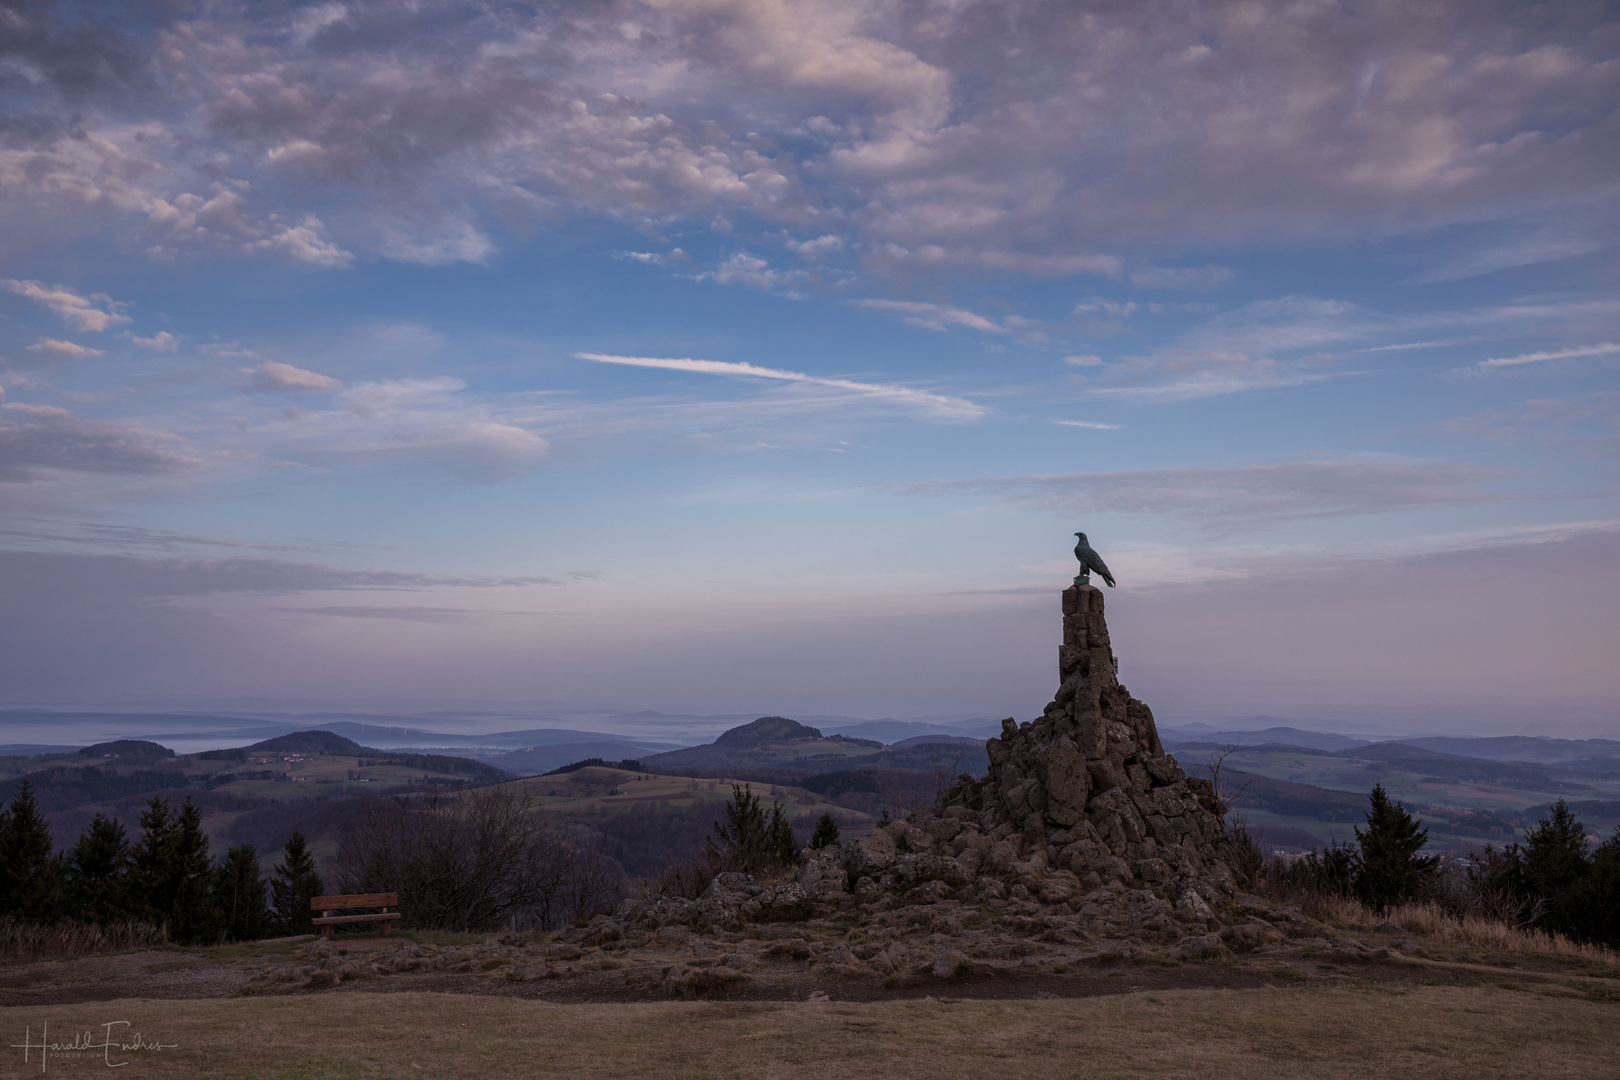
[0,935,1589,1009]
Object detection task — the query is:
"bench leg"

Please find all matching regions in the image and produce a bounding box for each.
[321,925,332,939]
[383,919,391,937]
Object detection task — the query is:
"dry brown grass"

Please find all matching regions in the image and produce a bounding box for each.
[0,983,1615,1079]
[0,918,167,962]
[1383,902,1620,964]
[1292,893,1620,966]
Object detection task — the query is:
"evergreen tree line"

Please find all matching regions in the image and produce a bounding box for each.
[0,780,326,944]
[1269,785,1620,946]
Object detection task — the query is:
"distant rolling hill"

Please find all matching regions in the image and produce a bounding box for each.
[1397,735,1620,766]
[644,716,881,770]
[0,729,511,855]
[1161,726,1370,752]
[641,716,990,778]
[485,742,663,776]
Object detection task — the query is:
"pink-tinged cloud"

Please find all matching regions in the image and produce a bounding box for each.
[26,339,102,359]
[242,361,342,394]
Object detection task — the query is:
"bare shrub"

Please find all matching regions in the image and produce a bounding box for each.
[1263,843,1357,917]
[1206,745,1248,820]
[1425,849,1542,927]
[639,849,717,903]
[1208,745,1266,888]
[331,788,624,932]
[0,917,167,961]
[1224,817,1267,888]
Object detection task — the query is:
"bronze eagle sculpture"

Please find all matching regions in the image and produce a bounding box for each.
[1073,532,1116,587]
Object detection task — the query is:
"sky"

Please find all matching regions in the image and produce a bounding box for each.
[1,0,1618,737]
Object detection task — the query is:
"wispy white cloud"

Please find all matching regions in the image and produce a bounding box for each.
[1054,420,1122,430]
[1411,233,1608,285]
[1477,342,1620,369]
[3,280,128,332]
[313,378,550,480]
[617,248,689,267]
[1357,340,1464,354]
[855,300,1007,334]
[1082,350,1346,403]
[242,361,342,395]
[1424,391,1620,453]
[575,353,983,420]
[898,458,1520,529]
[695,253,807,295]
[130,331,179,351]
[26,339,103,359]
[1129,265,1234,290]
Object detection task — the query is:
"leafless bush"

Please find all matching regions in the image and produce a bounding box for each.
[0,917,167,961]
[1423,849,1543,926]
[331,788,624,932]
[1224,817,1268,888]
[1206,745,1252,821]
[639,849,718,903]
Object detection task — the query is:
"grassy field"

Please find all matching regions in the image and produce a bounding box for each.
[503,766,876,827]
[1,983,1614,1079]
[1209,746,1620,815]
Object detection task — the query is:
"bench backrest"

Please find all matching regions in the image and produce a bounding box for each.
[311,892,398,911]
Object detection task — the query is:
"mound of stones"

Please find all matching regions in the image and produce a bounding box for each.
[617,583,1239,937]
[925,583,1238,902]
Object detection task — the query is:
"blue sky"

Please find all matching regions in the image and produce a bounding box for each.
[1,0,1617,735]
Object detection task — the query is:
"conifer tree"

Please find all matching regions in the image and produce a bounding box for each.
[213,844,270,942]
[129,795,178,921]
[168,798,221,944]
[269,831,324,935]
[1353,784,1437,912]
[710,785,802,873]
[1563,828,1620,948]
[0,781,65,920]
[766,800,801,868]
[67,813,131,921]
[1523,799,1589,895]
[1523,800,1592,938]
[128,796,220,942]
[809,813,840,850]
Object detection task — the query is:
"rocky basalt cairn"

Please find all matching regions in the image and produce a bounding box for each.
[618,584,1236,932]
[919,583,1236,898]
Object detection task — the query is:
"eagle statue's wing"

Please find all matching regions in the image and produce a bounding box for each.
[1082,546,1116,588]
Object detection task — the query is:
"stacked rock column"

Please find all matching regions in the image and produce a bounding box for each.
[944,582,1235,897]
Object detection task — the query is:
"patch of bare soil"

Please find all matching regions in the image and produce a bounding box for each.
[2,919,1607,1010]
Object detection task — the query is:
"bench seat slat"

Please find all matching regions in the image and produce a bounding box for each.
[311,912,403,926]
[311,892,397,909]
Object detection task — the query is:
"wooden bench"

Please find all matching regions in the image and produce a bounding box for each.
[311,893,401,938]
